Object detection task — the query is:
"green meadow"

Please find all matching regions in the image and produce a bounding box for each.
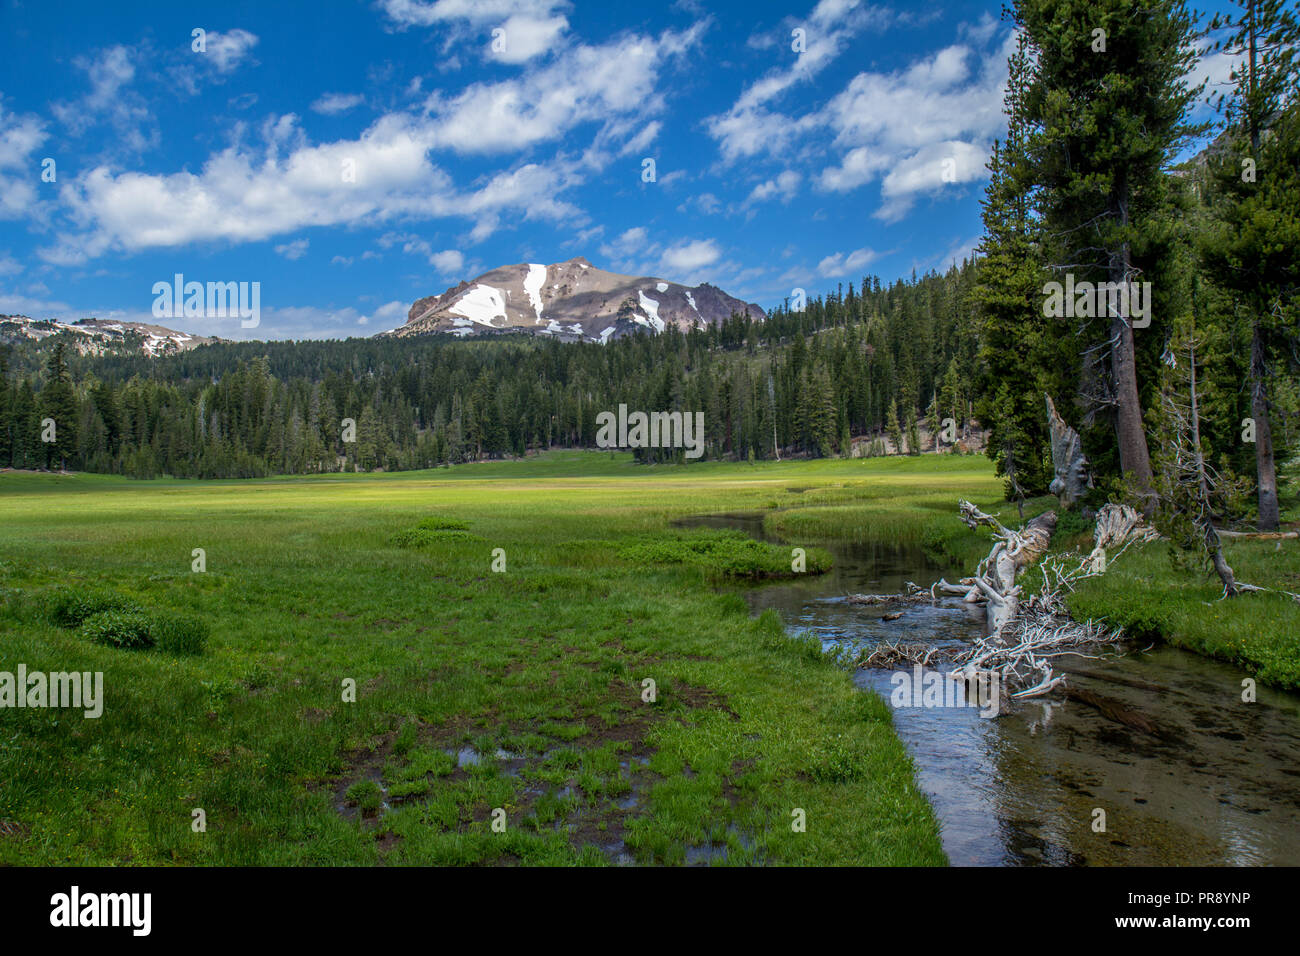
[3,451,1297,866]
[1066,536,1300,691]
[0,452,1001,866]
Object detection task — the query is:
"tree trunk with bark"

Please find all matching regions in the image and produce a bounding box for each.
[1250,320,1280,530]
[1189,346,1239,596]
[1110,228,1156,517]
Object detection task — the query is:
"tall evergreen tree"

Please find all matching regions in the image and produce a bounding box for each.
[39,343,79,470]
[1014,0,1204,513]
[0,347,11,466]
[974,35,1057,496]
[1200,0,1300,528]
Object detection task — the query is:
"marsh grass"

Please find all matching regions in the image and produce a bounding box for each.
[0,452,980,866]
[617,529,831,579]
[1068,538,1300,690]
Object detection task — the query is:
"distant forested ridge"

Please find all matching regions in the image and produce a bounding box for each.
[0,266,988,478]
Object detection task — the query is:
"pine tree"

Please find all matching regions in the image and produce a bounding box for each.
[941,358,963,437]
[1200,0,1300,529]
[906,415,922,457]
[40,342,79,470]
[973,36,1058,496]
[1013,0,1204,514]
[925,393,940,452]
[13,381,37,468]
[1152,300,1252,594]
[809,363,837,457]
[887,399,904,455]
[0,348,11,466]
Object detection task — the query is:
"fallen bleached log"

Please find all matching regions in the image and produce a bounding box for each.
[857,500,1158,703]
[1216,529,1298,540]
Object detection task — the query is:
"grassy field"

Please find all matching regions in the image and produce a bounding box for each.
[1067,533,1300,691]
[0,452,1004,866]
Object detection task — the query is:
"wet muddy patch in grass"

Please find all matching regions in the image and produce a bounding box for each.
[322,677,753,864]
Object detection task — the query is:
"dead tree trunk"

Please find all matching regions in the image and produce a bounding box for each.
[1188,346,1239,596]
[1110,203,1157,518]
[879,502,1162,699]
[1046,394,1092,509]
[945,501,1056,636]
[1250,320,1280,531]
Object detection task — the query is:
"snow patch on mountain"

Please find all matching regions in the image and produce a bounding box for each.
[524,264,546,323]
[637,291,665,332]
[449,285,508,327]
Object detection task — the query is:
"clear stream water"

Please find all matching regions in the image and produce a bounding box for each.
[678,512,1300,866]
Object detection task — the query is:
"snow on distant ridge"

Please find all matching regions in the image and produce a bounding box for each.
[0,314,215,355]
[684,291,698,313]
[656,282,668,292]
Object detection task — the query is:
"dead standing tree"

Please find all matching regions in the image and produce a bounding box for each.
[1153,335,1240,595]
[1045,394,1093,508]
[1154,332,1300,603]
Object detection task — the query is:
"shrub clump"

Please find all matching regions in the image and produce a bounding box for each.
[804,735,871,783]
[387,779,430,802]
[45,587,209,654]
[344,780,384,814]
[80,610,155,649]
[1053,508,1093,539]
[415,516,470,531]
[619,530,831,580]
[44,587,141,628]
[391,523,481,547]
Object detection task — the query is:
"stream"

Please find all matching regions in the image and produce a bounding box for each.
[679,512,1300,866]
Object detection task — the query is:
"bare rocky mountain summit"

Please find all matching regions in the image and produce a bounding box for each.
[385,256,766,342]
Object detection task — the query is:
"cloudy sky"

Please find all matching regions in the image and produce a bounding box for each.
[0,0,1238,340]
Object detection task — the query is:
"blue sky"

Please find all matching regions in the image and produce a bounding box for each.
[0,0,1240,340]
